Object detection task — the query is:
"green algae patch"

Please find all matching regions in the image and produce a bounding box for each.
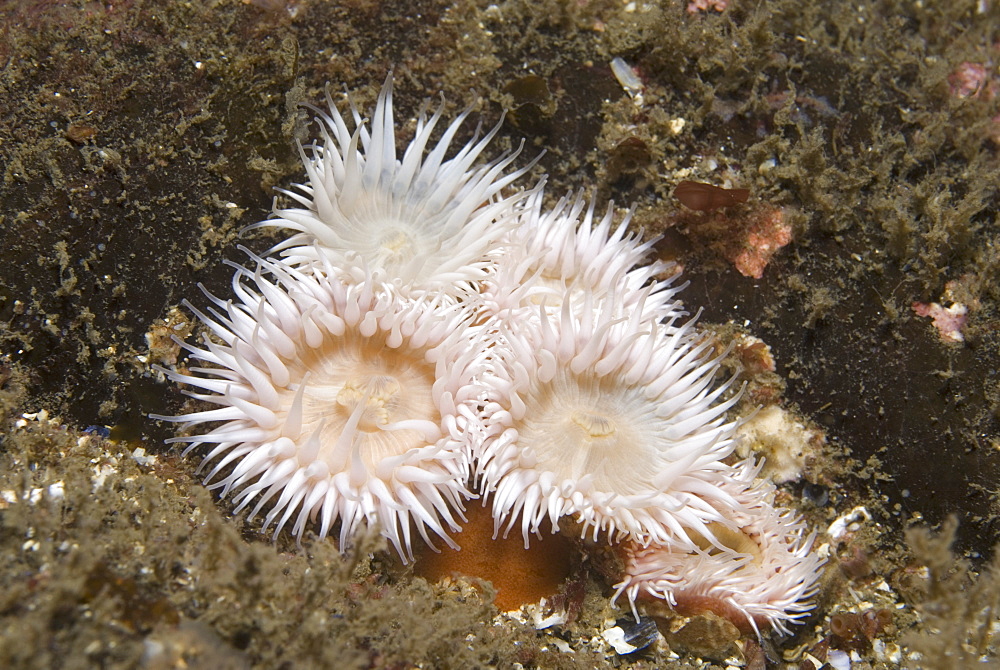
[0,402,500,669]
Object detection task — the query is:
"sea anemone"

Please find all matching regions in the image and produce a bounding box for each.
[151,250,484,562]
[612,458,824,636]
[476,284,744,550]
[252,76,538,298]
[477,189,683,326]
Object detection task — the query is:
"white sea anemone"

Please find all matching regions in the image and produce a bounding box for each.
[477,285,744,550]
[612,458,824,636]
[477,189,684,326]
[151,250,485,562]
[253,76,539,298]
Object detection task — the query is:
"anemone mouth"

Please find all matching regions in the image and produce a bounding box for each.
[514,368,664,497]
[294,330,441,470]
[374,226,418,264]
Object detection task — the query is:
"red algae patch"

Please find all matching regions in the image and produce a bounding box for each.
[729,206,792,279]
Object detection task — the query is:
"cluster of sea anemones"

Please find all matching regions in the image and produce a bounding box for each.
[153,76,822,634]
